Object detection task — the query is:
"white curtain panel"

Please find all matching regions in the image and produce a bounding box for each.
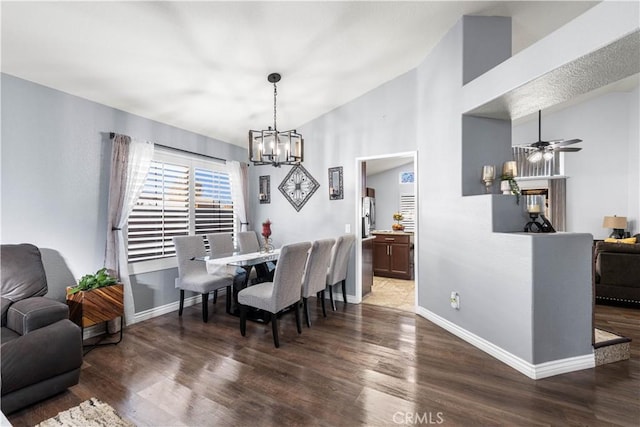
[105,134,154,326]
[229,160,249,232]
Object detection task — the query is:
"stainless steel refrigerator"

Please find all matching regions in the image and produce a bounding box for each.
[362,196,376,237]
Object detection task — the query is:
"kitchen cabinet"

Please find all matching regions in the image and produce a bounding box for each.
[372,232,412,279]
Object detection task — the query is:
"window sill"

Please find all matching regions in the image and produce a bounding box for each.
[128,257,178,276]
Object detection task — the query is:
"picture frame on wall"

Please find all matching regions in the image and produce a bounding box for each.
[259,175,270,204]
[328,166,343,200]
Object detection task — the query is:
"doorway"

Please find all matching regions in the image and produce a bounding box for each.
[354,151,418,312]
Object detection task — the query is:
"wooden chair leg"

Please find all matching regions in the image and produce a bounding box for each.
[329,285,337,311]
[213,289,218,304]
[303,297,311,328]
[295,301,302,334]
[202,292,209,323]
[271,313,280,348]
[239,304,247,336]
[179,290,185,316]
[342,279,347,306]
[319,290,327,317]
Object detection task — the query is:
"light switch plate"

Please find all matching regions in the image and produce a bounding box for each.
[345,224,351,233]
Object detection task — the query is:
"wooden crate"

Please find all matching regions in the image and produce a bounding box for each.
[66,284,124,328]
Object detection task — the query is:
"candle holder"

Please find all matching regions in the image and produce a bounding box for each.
[524,195,555,233]
[261,219,273,253]
[482,165,495,193]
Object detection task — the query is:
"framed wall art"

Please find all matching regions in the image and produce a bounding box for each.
[259,175,270,204]
[328,166,343,200]
[278,165,319,212]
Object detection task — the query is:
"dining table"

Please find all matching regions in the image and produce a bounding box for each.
[204,249,280,320]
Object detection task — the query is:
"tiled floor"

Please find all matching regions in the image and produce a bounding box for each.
[362,276,415,312]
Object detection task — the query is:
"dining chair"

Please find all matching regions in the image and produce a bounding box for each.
[326,234,356,311]
[237,241,311,348]
[237,230,273,282]
[206,232,250,293]
[301,238,335,327]
[206,232,235,258]
[237,231,261,253]
[173,235,234,322]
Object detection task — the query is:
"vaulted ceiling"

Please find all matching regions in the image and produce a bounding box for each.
[2,1,599,147]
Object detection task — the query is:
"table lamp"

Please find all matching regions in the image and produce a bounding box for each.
[602,215,627,239]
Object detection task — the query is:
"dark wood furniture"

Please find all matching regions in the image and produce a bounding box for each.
[361,237,374,295]
[66,283,124,348]
[372,232,412,279]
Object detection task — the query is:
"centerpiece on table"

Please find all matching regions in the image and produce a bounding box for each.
[261,219,274,253]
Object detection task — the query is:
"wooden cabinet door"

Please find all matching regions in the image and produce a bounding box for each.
[373,241,390,275]
[389,242,410,278]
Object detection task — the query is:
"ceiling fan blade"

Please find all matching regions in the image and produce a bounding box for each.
[550,138,582,148]
[547,139,564,144]
[514,145,538,150]
[555,147,582,152]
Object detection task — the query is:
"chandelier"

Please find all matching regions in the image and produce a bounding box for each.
[249,73,303,167]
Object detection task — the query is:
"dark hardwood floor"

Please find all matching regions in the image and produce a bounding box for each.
[7,300,640,426]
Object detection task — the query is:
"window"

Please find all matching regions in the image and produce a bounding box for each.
[127,148,235,264]
[399,194,416,232]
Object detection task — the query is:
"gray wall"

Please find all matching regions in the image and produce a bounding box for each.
[512,88,640,238]
[1,73,246,310]
[366,162,414,231]
[248,69,419,299]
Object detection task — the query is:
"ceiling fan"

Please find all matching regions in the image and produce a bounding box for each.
[517,110,582,162]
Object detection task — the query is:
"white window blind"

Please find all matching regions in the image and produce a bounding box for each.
[399,194,416,232]
[127,149,235,263]
[128,161,189,262]
[194,168,235,235]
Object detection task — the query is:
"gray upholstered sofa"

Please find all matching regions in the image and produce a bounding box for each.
[1,244,83,414]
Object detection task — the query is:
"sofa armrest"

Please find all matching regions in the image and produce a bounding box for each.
[1,319,82,396]
[6,297,69,335]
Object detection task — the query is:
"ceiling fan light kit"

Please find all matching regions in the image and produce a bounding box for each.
[249,73,304,167]
[520,110,583,163]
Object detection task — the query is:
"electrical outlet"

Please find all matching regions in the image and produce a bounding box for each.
[450,291,460,309]
[345,224,351,233]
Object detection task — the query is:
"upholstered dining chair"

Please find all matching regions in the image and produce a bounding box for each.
[206,232,235,258]
[326,234,356,311]
[206,232,251,292]
[237,241,311,348]
[301,238,335,327]
[237,230,273,282]
[237,230,261,254]
[173,235,234,322]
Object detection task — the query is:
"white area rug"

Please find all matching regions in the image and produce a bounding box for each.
[36,398,134,427]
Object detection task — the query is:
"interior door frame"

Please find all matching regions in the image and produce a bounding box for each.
[354,151,418,308]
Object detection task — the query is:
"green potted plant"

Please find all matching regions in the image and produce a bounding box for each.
[66,268,124,328]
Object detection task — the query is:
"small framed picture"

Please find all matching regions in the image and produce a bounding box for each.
[328,166,343,200]
[400,171,414,184]
[259,176,270,204]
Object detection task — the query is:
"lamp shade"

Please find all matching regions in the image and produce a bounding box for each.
[602,216,627,229]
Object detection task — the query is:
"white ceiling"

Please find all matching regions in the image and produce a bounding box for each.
[2,1,600,148]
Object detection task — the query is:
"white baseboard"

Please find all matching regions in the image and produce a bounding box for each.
[133,294,202,324]
[416,307,595,379]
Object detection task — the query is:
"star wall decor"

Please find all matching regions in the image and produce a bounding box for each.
[278,165,319,212]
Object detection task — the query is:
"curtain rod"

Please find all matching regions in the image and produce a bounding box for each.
[109,132,227,163]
